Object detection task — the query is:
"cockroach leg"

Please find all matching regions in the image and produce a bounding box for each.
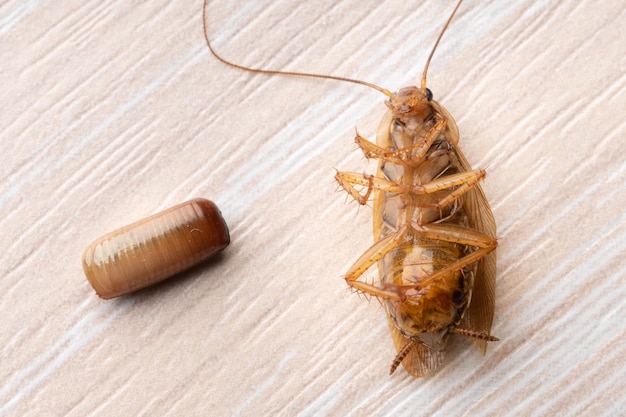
[419,170,487,211]
[417,223,497,248]
[344,219,496,301]
[344,226,410,299]
[348,281,403,302]
[387,118,448,164]
[418,245,496,290]
[335,172,402,205]
[413,169,486,195]
[355,131,387,159]
[356,118,447,165]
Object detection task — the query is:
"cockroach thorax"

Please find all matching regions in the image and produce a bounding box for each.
[386,86,433,119]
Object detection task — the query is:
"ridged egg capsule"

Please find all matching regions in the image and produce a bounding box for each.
[82,198,229,299]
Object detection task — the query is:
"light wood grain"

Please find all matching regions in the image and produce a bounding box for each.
[1,0,625,416]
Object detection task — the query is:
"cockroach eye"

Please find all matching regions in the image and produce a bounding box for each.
[426,88,433,101]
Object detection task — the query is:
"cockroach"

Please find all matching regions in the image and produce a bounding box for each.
[203,0,497,377]
[82,198,230,299]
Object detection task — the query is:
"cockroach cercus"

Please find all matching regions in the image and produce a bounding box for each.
[83,198,230,299]
[203,0,498,377]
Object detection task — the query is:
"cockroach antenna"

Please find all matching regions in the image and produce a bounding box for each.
[201,0,393,96]
[421,0,465,89]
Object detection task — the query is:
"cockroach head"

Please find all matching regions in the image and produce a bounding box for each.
[386,87,433,119]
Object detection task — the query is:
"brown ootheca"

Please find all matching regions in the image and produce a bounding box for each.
[203,0,498,377]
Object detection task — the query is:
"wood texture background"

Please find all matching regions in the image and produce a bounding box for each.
[1,1,625,416]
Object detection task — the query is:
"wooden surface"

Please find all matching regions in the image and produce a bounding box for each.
[1,1,625,416]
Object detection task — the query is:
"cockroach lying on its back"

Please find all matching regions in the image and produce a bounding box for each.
[203,0,498,377]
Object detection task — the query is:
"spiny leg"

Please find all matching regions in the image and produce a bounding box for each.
[413,169,487,211]
[343,146,487,213]
[417,246,495,291]
[397,169,487,221]
[344,219,497,300]
[355,118,447,165]
[413,169,486,195]
[344,226,409,301]
[335,171,402,205]
[349,134,488,210]
[413,223,497,248]
[402,222,497,290]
